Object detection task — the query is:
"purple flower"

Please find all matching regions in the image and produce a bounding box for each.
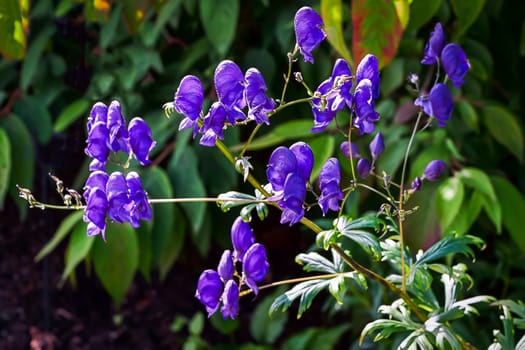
[414,83,453,127]
[84,187,108,239]
[128,117,156,165]
[106,100,130,153]
[357,158,371,179]
[214,60,246,111]
[83,170,108,202]
[289,142,314,183]
[87,102,108,133]
[423,160,446,181]
[242,243,269,295]
[85,122,110,163]
[369,132,385,162]
[354,79,379,134]
[126,172,152,227]
[88,159,106,172]
[221,280,240,319]
[421,23,446,65]
[106,172,131,224]
[195,269,223,317]
[244,68,275,125]
[266,146,298,192]
[356,54,380,99]
[441,43,470,88]
[279,173,306,226]
[174,75,204,136]
[311,78,337,132]
[294,6,326,63]
[340,141,360,160]
[218,250,235,281]
[411,176,422,191]
[200,102,227,147]
[330,58,353,111]
[318,158,344,215]
[231,217,255,262]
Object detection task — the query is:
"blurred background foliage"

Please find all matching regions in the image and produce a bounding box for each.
[0,0,524,348]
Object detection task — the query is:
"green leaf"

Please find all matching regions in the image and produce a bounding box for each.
[309,135,335,181]
[136,219,152,281]
[250,289,288,344]
[482,104,524,163]
[54,99,90,133]
[35,210,84,262]
[393,0,410,29]
[210,311,239,335]
[296,252,339,274]
[188,311,204,335]
[0,0,26,59]
[447,191,483,236]
[21,25,55,91]
[13,96,53,144]
[269,279,332,319]
[199,0,239,56]
[140,0,182,47]
[352,0,403,68]
[283,324,350,350]
[415,234,484,265]
[406,0,442,32]
[92,222,139,307]
[492,176,525,252]
[335,216,381,259]
[380,58,404,96]
[451,0,487,40]
[321,0,352,65]
[158,205,186,281]
[239,120,315,151]
[0,128,11,208]
[60,221,95,285]
[456,100,479,133]
[100,3,122,50]
[457,167,496,201]
[436,176,465,231]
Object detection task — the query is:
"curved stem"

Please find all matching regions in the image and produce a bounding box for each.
[355,183,397,208]
[280,47,298,104]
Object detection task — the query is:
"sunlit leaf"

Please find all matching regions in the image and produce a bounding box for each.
[335,216,382,259]
[415,234,484,265]
[436,176,464,231]
[0,0,26,59]
[393,0,410,29]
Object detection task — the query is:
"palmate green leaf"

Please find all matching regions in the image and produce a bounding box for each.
[361,319,418,344]
[415,234,484,266]
[315,229,338,250]
[0,128,11,208]
[436,176,464,231]
[269,279,332,319]
[295,252,339,274]
[335,216,381,260]
[199,0,239,56]
[482,103,524,163]
[321,0,352,65]
[60,221,94,286]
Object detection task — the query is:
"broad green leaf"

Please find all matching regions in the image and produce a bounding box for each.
[436,176,464,231]
[457,167,496,201]
[60,221,94,285]
[492,176,525,252]
[0,128,11,208]
[406,0,442,32]
[0,0,26,59]
[352,0,403,68]
[158,205,186,281]
[20,25,55,91]
[456,100,479,133]
[250,289,288,344]
[54,99,90,133]
[321,0,352,65]
[482,104,524,163]
[92,222,139,307]
[199,0,239,56]
[447,192,483,236]
[451,0,487,40]
[13,96,53,144]
[239,119,315,151]
[309,135,335,181]
[136,219,152,281]
[415,234,484,265]
[35,210,84,262]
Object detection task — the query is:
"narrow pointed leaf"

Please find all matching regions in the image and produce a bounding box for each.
[60,221,95,285]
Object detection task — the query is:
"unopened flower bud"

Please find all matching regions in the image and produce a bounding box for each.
[423,160,446,181]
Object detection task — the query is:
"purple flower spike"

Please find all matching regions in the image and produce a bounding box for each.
[106,100,130,153]
[280,173,306,226]
[266,146,298,192]
[294,6,326,63]
[84,170,109,202]
[231,217,255,262]
[200,102,227,147]
[128,117,156,165]
[340,141,360,160]
[357,158,371,179]
[84,187,108,239]
[221,280,240,319]
[318,158,344,215]
[245,68,275,125]
[354,79,380,134]
[369,132,385,162]
[214,60,246,109]
[126,172,152,227]
[195,270,223,317]
[174,75,204,136]
[289,142,314,183]
[87,102,108,133]
[356,54,380,99]
[242,243,269,295]
[415,83,453,127]
[106,172,130,224]
[423,160,446,181]
[218,250,235,282]
[441,43,470,88]
[421,23,446,65]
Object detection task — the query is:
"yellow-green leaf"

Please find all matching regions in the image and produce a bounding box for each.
[321,0,352,65]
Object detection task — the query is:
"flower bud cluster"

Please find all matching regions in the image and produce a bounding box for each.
[195,217,269,319]
[340,132,385,179]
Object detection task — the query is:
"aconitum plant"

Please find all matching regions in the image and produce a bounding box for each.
[24,5,524,350]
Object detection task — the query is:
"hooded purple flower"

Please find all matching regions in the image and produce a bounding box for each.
[330,58,353,111]
[423,160,446,181]
[340,141,360,160]
[84,170,109,202]
[421,23,446,65]
[231,217,255,262]
[221,280,240,319]
[354,79,380,134]
[279,173,306,226]
[357,158,371,179]
[199,102,228,147]
[84,187,108,239]
[356,54,380,99]
[195,269,223,317]
[89,159,106,172]
[125,172,152,227]
[218,249,235,281]
[311,78,337,132]
[369,132,385,162]
[242,243,269,295]
[106,100,130,153]
[85,122,110,163]
[174,75,204,136]
[266,146,298,192]
[87,102,108,133]
[414,83,453,127]
[244,68,275,125]
[128,117,156,165]
[441,43,470,88]
[214,60,246,110]
[289,142,314,183]
[294,6,326,63]
[318,158,344,215]
[106,172,131,223]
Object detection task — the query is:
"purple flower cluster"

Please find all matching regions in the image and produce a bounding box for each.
[171,61,275,147]
[340,132,385,179]
[415,23,470,127]
[195,217,269,319]
[311,55,380,135]
[83,101,155,240]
